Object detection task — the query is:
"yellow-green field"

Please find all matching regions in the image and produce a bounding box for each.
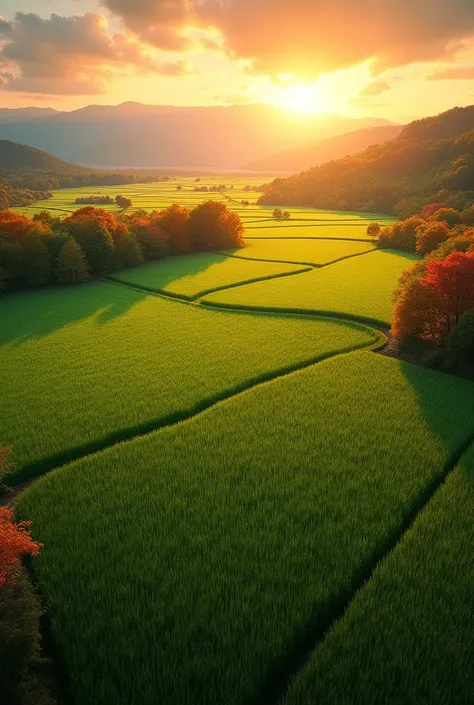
[4,190,472,705]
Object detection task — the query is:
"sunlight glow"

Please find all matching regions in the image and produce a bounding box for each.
[282,84,323,114]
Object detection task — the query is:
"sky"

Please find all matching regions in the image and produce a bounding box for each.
[0,0,473,122]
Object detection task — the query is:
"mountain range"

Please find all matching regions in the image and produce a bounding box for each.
[0,102,396,170]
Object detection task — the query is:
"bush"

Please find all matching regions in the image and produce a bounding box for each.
[448,308,474,357]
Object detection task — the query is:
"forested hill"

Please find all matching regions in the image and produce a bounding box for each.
[242,125,403,172]
[0,140,86,172]
[258,105,474,217]
[0,140,171,209]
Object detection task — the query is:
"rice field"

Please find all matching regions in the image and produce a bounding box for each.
[13,178,394,239]
[18,353,474,705]
[0,282,379,479]
[221,238,375,266]
[108,252,308,300]
[284,442,474,705]
[204,250,419,326]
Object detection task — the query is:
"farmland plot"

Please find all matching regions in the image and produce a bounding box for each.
[18,353,474,705]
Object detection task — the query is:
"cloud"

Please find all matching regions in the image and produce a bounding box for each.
[358,81,391,97]
[0,12,192,95]
[101,0,474,78]
[427,65,474,80]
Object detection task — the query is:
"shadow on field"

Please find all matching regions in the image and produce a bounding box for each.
[0,252,217,346]
[402,360,474,466]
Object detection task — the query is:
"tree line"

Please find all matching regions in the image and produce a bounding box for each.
[372,203,474,372]
[75,194,133,208]
[0,201,244,294]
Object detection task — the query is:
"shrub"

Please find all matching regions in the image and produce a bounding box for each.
[448,308,474,357]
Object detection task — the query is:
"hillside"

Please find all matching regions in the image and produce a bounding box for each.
[242,124,403,172]
[0,102,394,168]
[0,140,85,172]
[258,105,474,216]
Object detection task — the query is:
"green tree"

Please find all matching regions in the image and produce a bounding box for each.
[0,241,23,288]
[448,308,474,358]
[0,266,6,293]
[22,237,52,287]
[66,221,118,275]
[116,235,144,268]
[55,238,89,284]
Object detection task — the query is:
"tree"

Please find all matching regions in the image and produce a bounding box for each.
[65,220,117,275]
[461,205,474,226]
[282,211,291,220]
[415,222,450,255]
[0,241,23,288]
[429,232,474,260]
[22,237,52,287]
[116,235,144,268]
[273,208,283,219]
[392,252,474,344]
[0,266,6,294]
[0,507,42,588]
[55,238,89,284]
[188,201,244,251]
[378,217,424,253]
[419,203,445,219]
[448,308,474,358]
[115,195,132,210]
[367,222,381,243]
[153,204,191,254]
[431,207,462,228]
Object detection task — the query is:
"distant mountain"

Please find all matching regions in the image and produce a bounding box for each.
[241,124,403,172]
[0,139,85,172]
[258,105,474,216]
[0,107,59,124]
[0,102,395,169]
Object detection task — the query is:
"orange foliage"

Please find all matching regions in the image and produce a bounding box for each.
[392,251,474,344]
[64,206,127,245]
[0,507,42,587]
[0,210,36,239]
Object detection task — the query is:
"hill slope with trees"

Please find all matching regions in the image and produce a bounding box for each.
[258,106,474,216]
[242,125,403,172]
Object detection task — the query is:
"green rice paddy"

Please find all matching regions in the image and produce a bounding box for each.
[108,252,308,300]
[222,238,375,266]
[204,250,419,326]
[18,353,474,705]
[0,282,378,479]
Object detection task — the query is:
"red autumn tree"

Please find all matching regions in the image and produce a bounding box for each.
[0,507,42,587]
[392,251,474,344]
[64,207,127,246]
[419,202,445,219]
[153,204,191,254]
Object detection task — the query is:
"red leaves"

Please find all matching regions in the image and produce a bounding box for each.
[392,251,474,344]
[0,507,42,588]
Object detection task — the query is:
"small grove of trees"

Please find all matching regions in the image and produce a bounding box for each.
[377,203,474,255]
[74,194,132,208]
[391,252,474,346]
[273,209,291,220]
[0,201,244,294]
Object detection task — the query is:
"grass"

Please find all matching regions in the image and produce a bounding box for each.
[0,282,378,480]
[284,442,474,705]
[204,250,419,326]
[221,239,375,266]
[108,252,308,300]
[17,352,474,705]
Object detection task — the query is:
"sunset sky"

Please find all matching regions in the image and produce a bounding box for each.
[0,0,474,121]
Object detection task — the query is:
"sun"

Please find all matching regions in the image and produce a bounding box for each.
[283,84,323,114]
